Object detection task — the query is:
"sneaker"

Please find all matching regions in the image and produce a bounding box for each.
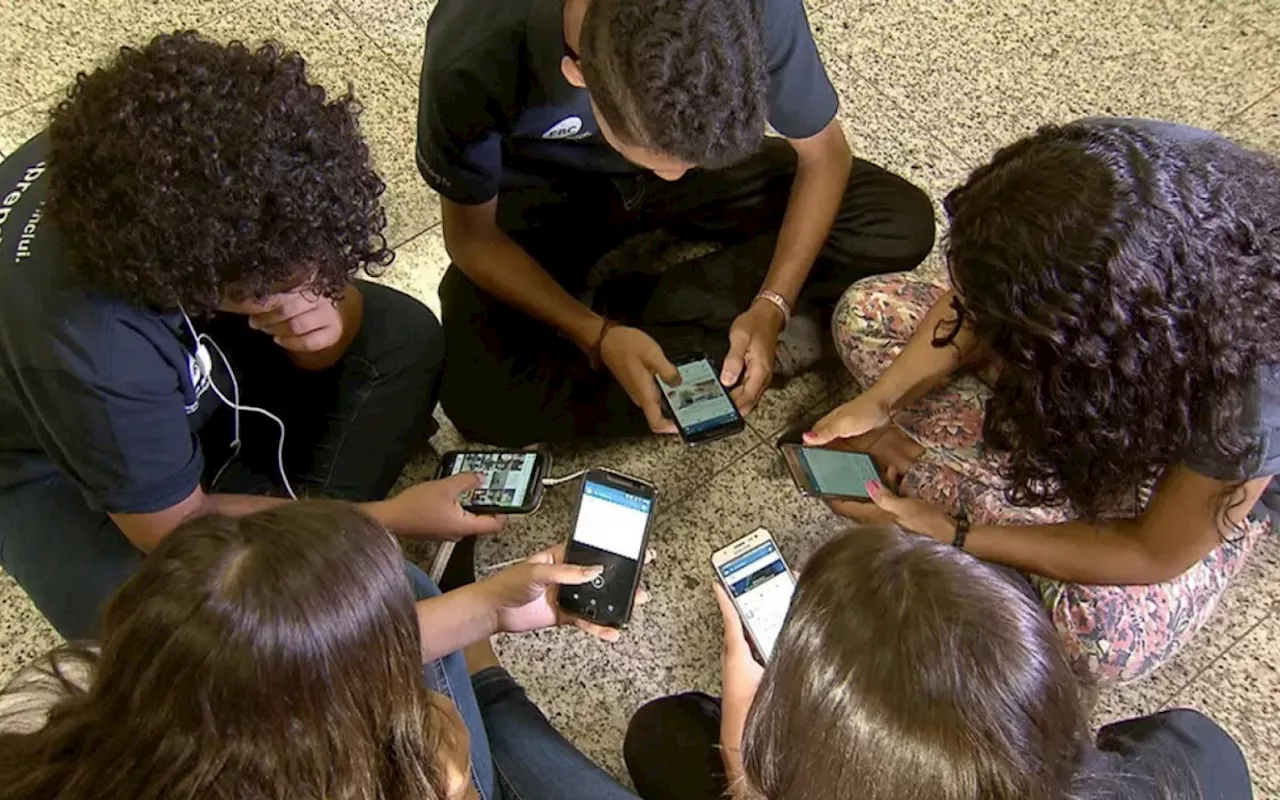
[772,313,825,378]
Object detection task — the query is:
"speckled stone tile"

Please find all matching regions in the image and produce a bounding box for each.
[0,95,54,157]
[383,169,441,248]
[745,364,851,442]
[202,0,419,180]
[1173,612,1280,797]
[812,0,1280,166]
[371,225,450,317]
[0,1,254,113]
[336,0,437,82]
[1222,88,1280,156]
[491,443,850,779]
[0,571,62,686]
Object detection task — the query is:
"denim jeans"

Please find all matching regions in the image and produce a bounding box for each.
[406,565,640,800]
[0,281,443,639]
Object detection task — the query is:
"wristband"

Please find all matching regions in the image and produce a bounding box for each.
[588,318,618,371]
[952,507,971,549]
[754,290,791,325]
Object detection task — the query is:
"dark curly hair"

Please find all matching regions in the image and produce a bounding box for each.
[578,0,767,169]
[46,31,392,313]
[943,122,1280,521]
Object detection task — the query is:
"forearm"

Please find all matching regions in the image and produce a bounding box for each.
[286,284,364,371]
[414,581,500,662]
[965,518,1190,585]
[450,225,603,351]
[761,139,852,305]
[868,289,976,409]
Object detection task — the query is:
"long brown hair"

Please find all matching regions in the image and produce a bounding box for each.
[741,525,1092,800]
[0,501,463,800]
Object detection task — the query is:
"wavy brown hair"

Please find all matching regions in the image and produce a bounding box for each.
[46,31,392,313]
[0,502,462,800]
[943,122,1280,519]
[743,526,1095,800]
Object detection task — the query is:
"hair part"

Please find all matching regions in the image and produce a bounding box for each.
[46,31,393,313]
[579,0,767,168]
[0,502,460,800]
[942,122,1280,522]
[741,525,1092,800]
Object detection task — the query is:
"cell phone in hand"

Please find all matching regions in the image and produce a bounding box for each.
[779,443,883,500]
[435,450,550,515]
[557,469,657,628]
[655,355,746,445]
[711,527,796,662]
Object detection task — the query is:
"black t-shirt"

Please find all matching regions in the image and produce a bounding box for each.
[0,133,223,514]
[1092,708,1252,799]
[417,0,839,204]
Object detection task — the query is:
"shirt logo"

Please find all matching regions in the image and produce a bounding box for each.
[543,116,584,139]
[184,345,214,415]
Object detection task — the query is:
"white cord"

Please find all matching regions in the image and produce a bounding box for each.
[541,468,587,487]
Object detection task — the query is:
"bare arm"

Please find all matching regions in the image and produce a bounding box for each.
[961,468,1272,585]
[413,582,500,662]
[866,288,980,410]
[441,197,603,352]
[110,487,286,553]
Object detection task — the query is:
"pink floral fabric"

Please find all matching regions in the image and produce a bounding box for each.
[833,272,1267,686]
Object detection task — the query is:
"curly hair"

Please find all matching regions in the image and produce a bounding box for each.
[943,122,1280,520]
[46,31,392,313]
[578,0,767,169]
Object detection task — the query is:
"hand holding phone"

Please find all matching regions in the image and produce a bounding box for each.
[780,444,883,500]
[711,527,796,662]
[436,450,550,514]
[656,356,746,445]
[557,469,657,628]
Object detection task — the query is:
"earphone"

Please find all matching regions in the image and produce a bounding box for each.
[179,306,298,501]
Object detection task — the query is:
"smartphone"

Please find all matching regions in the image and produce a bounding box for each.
[435,450,550,514]
[557,469,657,628]
[656,355,746,445]
[711,527,796,662]
[779,444,883,500]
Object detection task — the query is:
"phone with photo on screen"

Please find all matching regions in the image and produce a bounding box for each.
[435,450,551,514]
[656,355,746,445]
[711,527,796,663]
[779,443,883,500]
[557,469,657,628]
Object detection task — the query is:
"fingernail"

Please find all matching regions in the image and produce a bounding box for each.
[585,565,603,576]
[865,480,880,496]
[802,431,815,442]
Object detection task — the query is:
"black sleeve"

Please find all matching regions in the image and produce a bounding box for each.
[761,0,839,140]
[1097,708,1253,800]
[416,32,519,205]
[20,316,203,515]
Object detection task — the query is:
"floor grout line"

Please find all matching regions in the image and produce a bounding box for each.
[1152,598,1280,710]
[1216,84,1280,132]
[330,0,420,87]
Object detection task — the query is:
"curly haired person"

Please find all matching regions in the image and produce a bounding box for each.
[808,119,1280,685]
[417,0,936,445]
[0,32,502,640]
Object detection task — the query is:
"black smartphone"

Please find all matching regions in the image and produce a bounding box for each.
[435,450,550,514]
[655,355,746,445]
[557,468,657,628]
[779,443,883,500]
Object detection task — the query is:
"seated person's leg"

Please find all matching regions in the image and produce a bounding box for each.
[623,693,728,800]
[203,281,443,501]
[0,475,141,639]
[404,562,498,800]
[438,264,649,445]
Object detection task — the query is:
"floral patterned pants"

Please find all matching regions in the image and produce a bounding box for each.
[833,272,1267,686]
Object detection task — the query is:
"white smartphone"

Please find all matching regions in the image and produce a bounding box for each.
[710,527,796,662]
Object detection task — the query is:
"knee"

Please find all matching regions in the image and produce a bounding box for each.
[888,179,938,267]
[623,696,683,776]
[355,281,444,377]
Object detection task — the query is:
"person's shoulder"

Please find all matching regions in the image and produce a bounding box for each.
[425,0,534,67]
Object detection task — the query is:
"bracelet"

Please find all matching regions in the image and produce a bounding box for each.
[952,507,971,549]
[588,318,618,371]
[754,290,791,325]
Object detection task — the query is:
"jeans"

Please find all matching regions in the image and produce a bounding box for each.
[406,565,640,800]
[438,139,936,445]
[0,281,443,639]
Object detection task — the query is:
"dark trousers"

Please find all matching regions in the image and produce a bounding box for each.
[623,694,1255,800]
[0,281,443,639]
[440,140,936,446]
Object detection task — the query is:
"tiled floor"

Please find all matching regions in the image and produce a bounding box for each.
[2,0,1279,792]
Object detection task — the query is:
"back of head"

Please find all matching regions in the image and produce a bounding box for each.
[0,501,456,800]
[46,31,391,313]
[742,525,1090,800]
[579,0,767,168]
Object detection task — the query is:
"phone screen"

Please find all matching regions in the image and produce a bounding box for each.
[562,477,654,625]
[795,447,881,498]
[658,359,741,437]
[717,539,795,659]
[449,452,539,508]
